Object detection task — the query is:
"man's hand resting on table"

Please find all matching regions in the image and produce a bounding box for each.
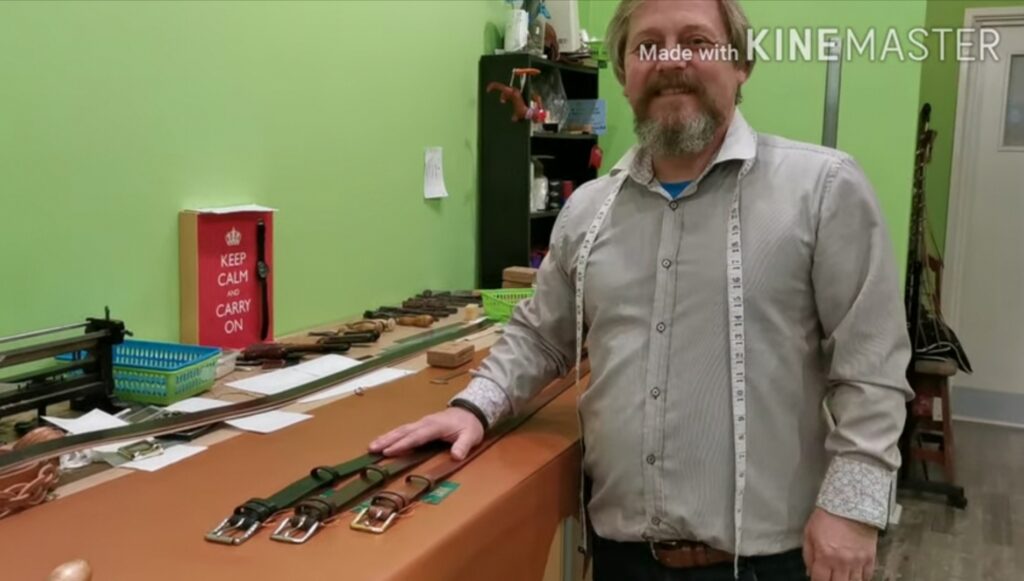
[369,408,484,461]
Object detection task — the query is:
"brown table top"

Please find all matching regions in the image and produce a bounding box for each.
[0,351,585,581]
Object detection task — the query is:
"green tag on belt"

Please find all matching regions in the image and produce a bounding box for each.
[421,481,459,505]
[350,481,460,513]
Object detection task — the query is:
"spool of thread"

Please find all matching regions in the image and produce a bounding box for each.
[464,304,482,321]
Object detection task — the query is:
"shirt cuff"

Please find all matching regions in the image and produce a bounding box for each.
[448,377,512,430]
[816,456,894,530]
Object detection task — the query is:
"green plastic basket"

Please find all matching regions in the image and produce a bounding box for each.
[480,288,535,323]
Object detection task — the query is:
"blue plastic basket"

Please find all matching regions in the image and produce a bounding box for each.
[58,340,221,405]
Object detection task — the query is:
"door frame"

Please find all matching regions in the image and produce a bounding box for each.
[944,8,1024,339]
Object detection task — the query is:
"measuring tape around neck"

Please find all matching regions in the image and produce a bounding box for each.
[572,162,753,576]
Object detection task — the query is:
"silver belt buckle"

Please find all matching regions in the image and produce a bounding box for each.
[116,440,163,462]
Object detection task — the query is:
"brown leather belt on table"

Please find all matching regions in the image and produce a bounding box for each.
[351,359,592,533]
[650,540,734,569]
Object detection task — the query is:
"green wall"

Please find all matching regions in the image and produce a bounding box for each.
[585,0,929,276]
[0,0,504,341]
[918,0,1023,253]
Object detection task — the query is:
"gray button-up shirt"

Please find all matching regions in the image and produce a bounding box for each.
[454,111,913,556]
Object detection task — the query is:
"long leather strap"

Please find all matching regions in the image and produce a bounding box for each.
[205,452,382,545]
[351,360,592,533]
[271,445,443,544]
[256,219,271,341]
[0,320,493,475]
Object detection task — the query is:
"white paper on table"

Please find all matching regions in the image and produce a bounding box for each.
[424,147,449,199]
[299,368,413,404]
[226,368,315,395]
[43,409,128,434]
[289,354,361,377]
[121,445,207,472]
[165,397,232,413]
[226,411,312,434]
[226,354,363,395]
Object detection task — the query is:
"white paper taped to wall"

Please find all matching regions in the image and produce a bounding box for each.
[424,147,449,199]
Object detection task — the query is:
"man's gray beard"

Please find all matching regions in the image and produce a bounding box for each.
[634,111,718,156]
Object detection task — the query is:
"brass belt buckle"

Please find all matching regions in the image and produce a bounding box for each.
[350,506,398,534]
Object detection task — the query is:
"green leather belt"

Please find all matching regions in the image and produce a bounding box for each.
[205,452,382,545]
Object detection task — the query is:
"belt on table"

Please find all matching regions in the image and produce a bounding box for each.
[350,360,592,534]
[256,218,271,341]
[270,444,442,544]
[649,540,735,569]
[205,452,383,545]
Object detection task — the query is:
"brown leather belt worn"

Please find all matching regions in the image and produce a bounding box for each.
[650,540,734,569]
[351,359,592,533]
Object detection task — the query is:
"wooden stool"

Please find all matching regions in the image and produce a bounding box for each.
[899,358,967,508]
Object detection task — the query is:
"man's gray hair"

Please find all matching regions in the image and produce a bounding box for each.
[605,0,755,103]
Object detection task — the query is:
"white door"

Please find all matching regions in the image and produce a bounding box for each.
[947,10,1024,425]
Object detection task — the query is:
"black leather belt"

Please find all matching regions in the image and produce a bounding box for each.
[205,452,382,545]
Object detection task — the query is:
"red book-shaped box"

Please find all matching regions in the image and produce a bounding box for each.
[179,205,276,349]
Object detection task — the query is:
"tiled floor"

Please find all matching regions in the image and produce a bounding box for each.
[876,421,1024,580]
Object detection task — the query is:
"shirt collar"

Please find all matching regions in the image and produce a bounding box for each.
[609,109,758,184]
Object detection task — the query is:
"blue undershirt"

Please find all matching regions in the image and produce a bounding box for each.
[660,180,692,199]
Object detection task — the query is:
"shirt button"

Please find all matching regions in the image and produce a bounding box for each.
[669,201,679,210]
[651,516,661,526]
[661,259,672,269]
[651,387,660,399]
[646,454,656,465]
[656,322,666,333]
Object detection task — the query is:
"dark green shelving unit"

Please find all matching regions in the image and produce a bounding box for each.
[477,53,600,288]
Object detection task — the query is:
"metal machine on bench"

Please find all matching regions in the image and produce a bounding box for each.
[0,310,129,437]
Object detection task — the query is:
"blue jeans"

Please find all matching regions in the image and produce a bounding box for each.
[592,535,809,581]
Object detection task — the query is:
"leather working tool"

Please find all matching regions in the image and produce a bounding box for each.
[256,219,271,341]
[351,359,591,533]
[206,452,382,545]
[416,290,482,306]
[315,331,380,345]
[0,319,492,476]
[371,305,448,319]
[365,311,434,328]
[240,342,351,363]
[271,445,443,544]
[402,299,458,315]
[0,311,128,425]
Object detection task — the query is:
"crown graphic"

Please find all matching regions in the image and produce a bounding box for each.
[225,227,242,247]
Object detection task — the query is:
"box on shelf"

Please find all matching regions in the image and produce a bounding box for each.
[502,266,538,287]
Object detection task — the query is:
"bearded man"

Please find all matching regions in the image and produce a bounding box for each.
[371,1,913,580]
